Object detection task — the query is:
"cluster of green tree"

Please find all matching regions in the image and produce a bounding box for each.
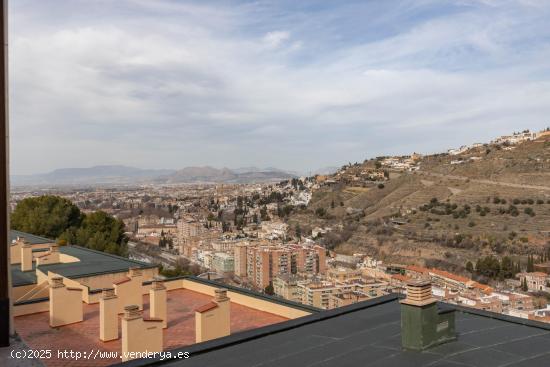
[166,203,179,214]
[466,255,520,280]
[257,191,288,205]
[233,196,249,229]
[496,205,520,216]
[513,198,537,205]
[474,205,490,216]
[158,258,203,278]
[264,282,275,295]
[419,198,470,218]
[315,207,327,218]
[520,277,529,292]
[158,231,174,249]
[290,178,305,191]
[277,204,294,218]
[492,196,507,204]
[11,195,128,256]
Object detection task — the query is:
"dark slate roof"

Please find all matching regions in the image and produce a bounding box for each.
[10,230,54,245]
[11,264,37,287]
[36,246,156,280]
[10,230,156,287]
[119,295,550,367]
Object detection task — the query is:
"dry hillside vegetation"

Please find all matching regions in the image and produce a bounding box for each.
[289,136,550,273]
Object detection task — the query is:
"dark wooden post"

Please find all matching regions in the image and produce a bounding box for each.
[0,0,10,348]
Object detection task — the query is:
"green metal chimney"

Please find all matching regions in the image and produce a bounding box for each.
[401,280,456,351]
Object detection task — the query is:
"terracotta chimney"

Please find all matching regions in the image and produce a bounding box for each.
[215,288,229,302]
[195,288,230,343]
[149,279,167,328]
[114,267,143,313]
[49,277,83,327]
[129,267,142,278]
[401,280,455,350]
[401,279,435,307]
[20,242,32,272]
[121,305,163,361]
[11,236,25,263]
[100,288,119,341]
[50,244,60,262]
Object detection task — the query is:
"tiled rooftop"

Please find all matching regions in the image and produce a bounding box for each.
[14,289,288,366]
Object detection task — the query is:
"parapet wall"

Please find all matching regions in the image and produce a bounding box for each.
[13,275,316,319]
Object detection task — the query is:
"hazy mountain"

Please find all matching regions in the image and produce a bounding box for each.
[162,166,236,183]
[311,166,340,175]
[12,165,297,186]
[12,165,176,186]
[162,166,297,183]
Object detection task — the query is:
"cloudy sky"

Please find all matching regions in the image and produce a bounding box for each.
[9,0,550,175]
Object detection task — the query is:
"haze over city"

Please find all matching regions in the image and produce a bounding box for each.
[10,0,550,175]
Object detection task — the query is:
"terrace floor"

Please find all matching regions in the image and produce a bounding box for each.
[14,288,288,367]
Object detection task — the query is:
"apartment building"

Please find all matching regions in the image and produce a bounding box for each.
[233,243,248,278]
[211,252,235,275]
[272,275,303,303]
[244,244,327,289]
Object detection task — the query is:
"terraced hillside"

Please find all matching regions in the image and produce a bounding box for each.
[289,135,550,272]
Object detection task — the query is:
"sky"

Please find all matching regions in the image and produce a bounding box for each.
[9,0,550,175]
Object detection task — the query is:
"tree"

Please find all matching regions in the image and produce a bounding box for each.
[68,211,128,256]
[466,261,474,273]
[260,205,270,221]
[521,278,528,292]
[295,224,302,240]
[315,207,326,218]
[500,256,514,279]
[527,255,535,272]
[11,195,83,239]
[264,282,274,295]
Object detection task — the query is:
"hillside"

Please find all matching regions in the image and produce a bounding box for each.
[289,135,550,272]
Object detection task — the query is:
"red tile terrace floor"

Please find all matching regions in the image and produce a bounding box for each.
[14,289,289,367]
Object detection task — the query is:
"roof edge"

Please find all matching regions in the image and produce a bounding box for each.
[144,275,322,314]
[114,294,399,367]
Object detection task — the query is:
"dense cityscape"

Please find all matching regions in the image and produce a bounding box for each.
[10,128,550,320]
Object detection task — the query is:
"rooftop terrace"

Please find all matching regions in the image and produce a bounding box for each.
[14,288,288,366]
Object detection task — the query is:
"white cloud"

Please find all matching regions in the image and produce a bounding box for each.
[262,30,291,48]
[8,0,550,174]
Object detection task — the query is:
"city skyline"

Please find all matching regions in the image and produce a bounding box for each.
[10,0,550,175]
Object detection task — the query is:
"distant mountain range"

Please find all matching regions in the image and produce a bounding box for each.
[11,165,299,186]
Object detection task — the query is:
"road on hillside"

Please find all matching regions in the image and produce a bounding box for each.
[420,171,550,191]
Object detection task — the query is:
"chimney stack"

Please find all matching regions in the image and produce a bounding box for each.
[215,288,228,302]
[195,288,231,343]
[129,267,142,278]
[113,267,143,313]
[20,241,32,272]
[401,280,455,351]
[121,305,163,361]
[100,288,119,341]
[149,280,167,328]
[49,277,83,327]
